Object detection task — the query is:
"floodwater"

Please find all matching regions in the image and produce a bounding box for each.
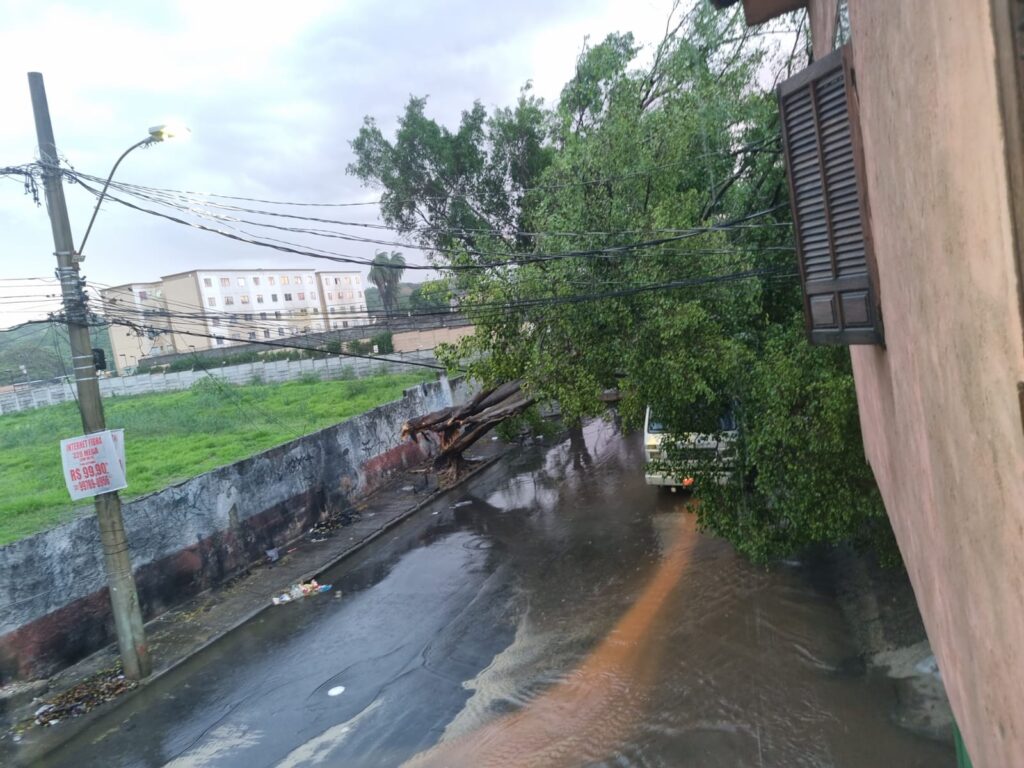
[40,420,953,767]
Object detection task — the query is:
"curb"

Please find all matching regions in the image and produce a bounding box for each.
[3,449,506,767]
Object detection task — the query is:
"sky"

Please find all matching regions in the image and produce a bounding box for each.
[0,0,680,328]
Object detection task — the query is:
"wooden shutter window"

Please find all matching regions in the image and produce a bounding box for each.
[778,44,883,345]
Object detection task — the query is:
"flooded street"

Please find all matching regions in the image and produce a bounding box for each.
[41,421,953,767]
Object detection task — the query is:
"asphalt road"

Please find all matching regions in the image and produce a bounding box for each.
[41,421,953,767]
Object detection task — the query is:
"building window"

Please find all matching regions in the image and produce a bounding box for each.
[311,308,319,314]
[353,276,360,285]
[294,275,302,285]
[203,277,213,287]
[275,311,282,319]
[263,329,271,338]
[236,277,245,287]
[224,296,234,305]
[220,277,230,287]
[269,293,276,302]
[207,297,216,307]
[343,321,349,328]
[256,294,264,303]
[310,291,316,300]
[268,276,276,286]
[333,277,340,285]
[281,276,290,285]
[216,336,224,346]
[253,276,261,286]
[245,313,253,321]
[240,295,250,304]
[300,308,308,316]
[137,290,148,300]
[343,276,351,285]
[779,45,881,345]
[327,291,333,300]
[278,328,285,336]
[298,292,305,300]
[284,293,293,301]
[306,276,314,285]
[357,291,363,298]
[260,311,267,320]
[248,331,256,340]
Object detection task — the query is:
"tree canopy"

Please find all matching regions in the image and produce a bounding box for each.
[348,3,891,563]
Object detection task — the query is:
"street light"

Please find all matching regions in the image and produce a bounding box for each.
[28,71,189,680]
[77,123,190,259]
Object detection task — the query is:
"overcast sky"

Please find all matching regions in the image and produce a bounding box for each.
[0,0,680,328]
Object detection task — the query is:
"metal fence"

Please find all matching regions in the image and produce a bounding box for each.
[0,350,440,416]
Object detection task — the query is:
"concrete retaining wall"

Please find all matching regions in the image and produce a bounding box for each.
[0,376,470,683]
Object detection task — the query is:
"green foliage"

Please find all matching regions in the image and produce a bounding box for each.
[371,331,394,354]
[367,251,406,316]
[495,405,556,441]
[349,5,891,563]
[348,339,373,355]
[409,279,452,312]
[0,372,427,545]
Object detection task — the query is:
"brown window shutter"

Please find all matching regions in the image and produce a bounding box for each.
[778,44,883,345]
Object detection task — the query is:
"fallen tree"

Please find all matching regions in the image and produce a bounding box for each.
[402,380,535,481]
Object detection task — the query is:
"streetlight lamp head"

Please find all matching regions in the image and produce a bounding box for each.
[148,123,190,142]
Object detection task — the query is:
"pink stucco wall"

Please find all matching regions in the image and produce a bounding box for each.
[806,1,1024,764]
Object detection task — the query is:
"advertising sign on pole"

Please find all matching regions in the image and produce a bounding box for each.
[60,430,127,500]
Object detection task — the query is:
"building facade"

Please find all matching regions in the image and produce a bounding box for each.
[727,1,1024,764]
[101,268,368,373]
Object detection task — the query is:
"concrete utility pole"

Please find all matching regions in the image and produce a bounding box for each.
[28,72,151,680]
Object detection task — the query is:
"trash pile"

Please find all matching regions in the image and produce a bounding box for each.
[309,508,360,543]
[33,665,137,727]
[271,579,333,605]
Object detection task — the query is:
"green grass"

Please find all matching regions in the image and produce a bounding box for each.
[0,372,429,545]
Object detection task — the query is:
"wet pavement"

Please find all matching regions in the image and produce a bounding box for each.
[39,421,954,767]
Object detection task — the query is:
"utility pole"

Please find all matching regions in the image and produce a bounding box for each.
[28,72,151,679]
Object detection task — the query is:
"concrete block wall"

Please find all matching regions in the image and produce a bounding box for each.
[0,376,470,683]
[0,349,440,415]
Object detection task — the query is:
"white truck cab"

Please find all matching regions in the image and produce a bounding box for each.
[643,406,738,489]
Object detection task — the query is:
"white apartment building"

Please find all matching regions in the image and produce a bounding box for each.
[101,268,369,374]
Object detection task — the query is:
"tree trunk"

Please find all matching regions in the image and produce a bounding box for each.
[403,380,536,482]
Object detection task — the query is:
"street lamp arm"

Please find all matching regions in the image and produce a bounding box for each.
[76,137,154,257]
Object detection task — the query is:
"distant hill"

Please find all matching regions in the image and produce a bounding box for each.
[0,322,113,382]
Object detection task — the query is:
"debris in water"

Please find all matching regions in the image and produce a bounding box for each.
[327,686,346,697]
[32,665,137,726]
[272,580,334,605]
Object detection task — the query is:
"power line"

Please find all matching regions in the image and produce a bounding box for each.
[60,136,780,211]
[63,175,791,271]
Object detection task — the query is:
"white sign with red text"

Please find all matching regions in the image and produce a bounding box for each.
[60,430,127,500]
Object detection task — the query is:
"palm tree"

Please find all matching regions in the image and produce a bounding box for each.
[368,251,406,320]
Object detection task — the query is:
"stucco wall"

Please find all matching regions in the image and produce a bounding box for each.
[0,376,471,683]
[807,1,1024,763]
[391,325,475,353]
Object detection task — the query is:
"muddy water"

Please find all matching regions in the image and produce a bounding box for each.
[401,422,952,768]
[39,420,953,767]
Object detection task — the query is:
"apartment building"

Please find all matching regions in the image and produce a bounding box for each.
[101,268,368,373]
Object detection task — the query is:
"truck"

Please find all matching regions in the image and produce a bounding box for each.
[643,406,738,490]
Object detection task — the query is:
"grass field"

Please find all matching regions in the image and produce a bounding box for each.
[0,372,429,545]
